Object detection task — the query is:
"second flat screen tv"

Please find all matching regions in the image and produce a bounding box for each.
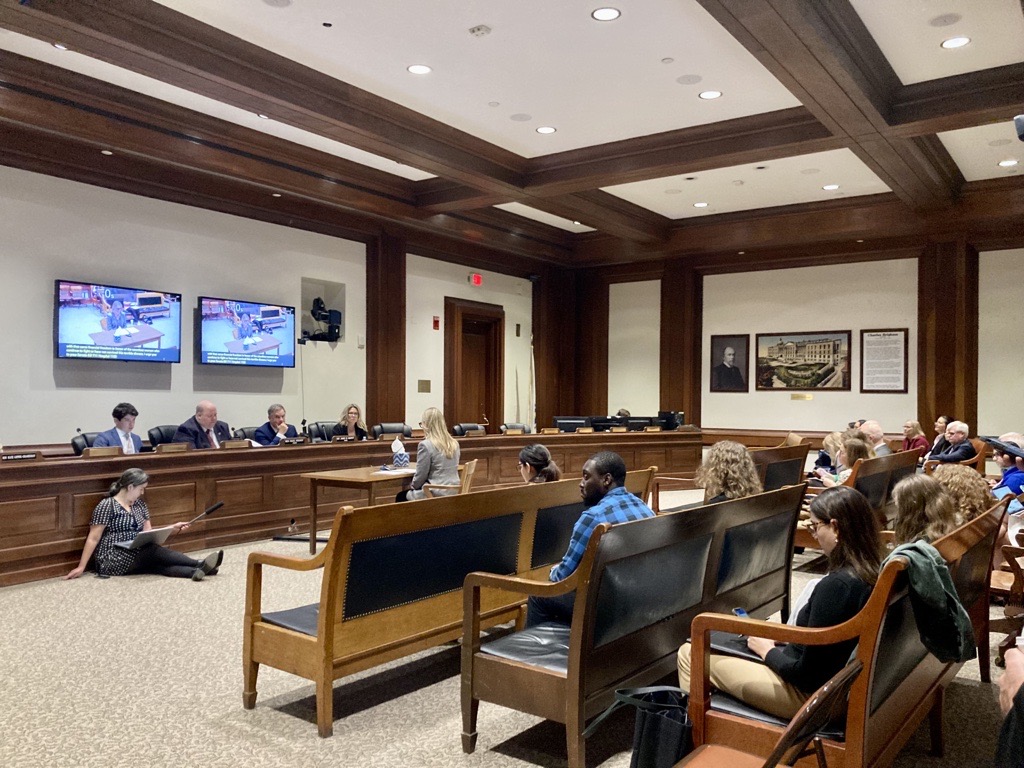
[198,297,295,368]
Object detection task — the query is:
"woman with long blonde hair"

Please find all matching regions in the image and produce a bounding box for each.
[696,440,762,503]
[397,407,461,501]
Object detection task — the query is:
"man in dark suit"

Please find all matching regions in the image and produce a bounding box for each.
[253,403,298,446]
[173,400,232,449]
[93,402,144,454]
[931,420,977,463]
[711,346,746,391]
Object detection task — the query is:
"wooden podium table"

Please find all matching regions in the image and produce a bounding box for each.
[300,465,415,553]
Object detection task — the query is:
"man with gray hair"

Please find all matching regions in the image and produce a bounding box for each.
[172,400,232,449]
[254,403,298,446]
[931,420,977,464]
[860,420,891,456]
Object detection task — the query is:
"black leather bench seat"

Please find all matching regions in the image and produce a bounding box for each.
[262,604,319,636]
[479,621,570,674]
[709,691,847,742]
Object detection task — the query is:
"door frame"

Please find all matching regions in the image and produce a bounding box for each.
[444,297,504,433]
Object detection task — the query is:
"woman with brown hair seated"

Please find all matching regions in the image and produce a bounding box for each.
[677,486,881,719]
[518,444,562,483]
[815,437,871,487]
[891,473,962,545]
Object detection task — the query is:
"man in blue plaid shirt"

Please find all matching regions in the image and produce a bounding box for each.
[527,450,655,625]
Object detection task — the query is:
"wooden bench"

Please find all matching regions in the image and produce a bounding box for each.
[687,496,1007,768]
[652,442,809,513]
[795,449,920,549]
[461,483,806,768]
[242,468,655,736]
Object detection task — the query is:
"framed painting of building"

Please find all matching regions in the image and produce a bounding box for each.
[755,331,851,391]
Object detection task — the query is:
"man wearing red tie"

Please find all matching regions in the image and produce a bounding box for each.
[172,400,232,449]
[94,402,143,454]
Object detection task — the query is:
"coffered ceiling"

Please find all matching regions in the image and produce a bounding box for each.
[0,0,1021,272]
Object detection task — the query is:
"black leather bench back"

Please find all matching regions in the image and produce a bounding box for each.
[531,502,586,568]
[344,512,523,619]
[762,458,805,492]
[869,583,928,714]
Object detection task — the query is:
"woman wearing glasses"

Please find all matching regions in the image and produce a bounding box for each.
[518,444,562,483]
[332,403,368,441]
[677,485,881,719]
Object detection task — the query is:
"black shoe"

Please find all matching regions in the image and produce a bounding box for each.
[201,550,223,575]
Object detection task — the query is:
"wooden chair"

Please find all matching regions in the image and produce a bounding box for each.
[676,660,863,768]
[423,458,478,497]
[991,527,1024,665]
[781,432,807,448]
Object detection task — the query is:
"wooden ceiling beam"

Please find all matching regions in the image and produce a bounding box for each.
[0,0,527,194]
[694,0,964,209]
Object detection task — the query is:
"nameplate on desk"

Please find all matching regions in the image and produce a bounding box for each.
[1,451,41,462]
[281,436,308,445]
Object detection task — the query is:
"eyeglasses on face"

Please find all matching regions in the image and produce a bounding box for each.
[805,519,826,534]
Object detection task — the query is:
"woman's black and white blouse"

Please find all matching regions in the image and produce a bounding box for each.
[90,496,149,576]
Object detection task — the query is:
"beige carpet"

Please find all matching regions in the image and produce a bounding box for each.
[0,503,1009,767]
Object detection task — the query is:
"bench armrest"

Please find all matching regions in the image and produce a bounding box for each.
[688,609,864,742]
[422,482,459,498]
[245,547,329,619]
[464,569,578,598]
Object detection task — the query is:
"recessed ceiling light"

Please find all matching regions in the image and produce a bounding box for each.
[822,184,840,191]
[856,239,865,243]
[573,221,582,226]
[738,251,745,255]
[256,113,270,119]
[100,150,113,156]
[941,36,970,49]
[407,64,432,75]
[510,113,532,122]
[53,43,68,50]
[591,8,621,22]
[698,90,722,100]
[488,101,500,107]
[676,74,702,85]
[661,58,674,64]
[693,202,709,208]
[536,126,556,134]
[998,159,1019,167]
[271,193,282,198]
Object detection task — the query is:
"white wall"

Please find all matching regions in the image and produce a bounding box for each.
[702,260,918,432]
[405,255,533,428]
[608,280,661,416]
[978,248,1024,436]
[0,165,366,445]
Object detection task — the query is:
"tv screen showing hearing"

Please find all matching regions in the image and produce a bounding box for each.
[54,279,182,363]
[198,296,296,367]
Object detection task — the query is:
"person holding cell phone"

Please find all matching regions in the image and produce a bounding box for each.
[64,468,223,581]
[677,486,882,719]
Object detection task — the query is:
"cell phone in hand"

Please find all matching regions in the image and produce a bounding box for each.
[732,607,749,618]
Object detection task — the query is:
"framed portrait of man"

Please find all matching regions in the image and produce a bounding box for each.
[709,335,749,392]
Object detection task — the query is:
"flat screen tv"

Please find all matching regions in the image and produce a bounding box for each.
[198,296,295,367]
[54,279,182,363]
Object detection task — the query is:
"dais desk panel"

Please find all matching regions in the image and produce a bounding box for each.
[0,429,700,586]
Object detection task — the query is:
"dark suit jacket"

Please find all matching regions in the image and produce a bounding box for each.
[253,421,298,446]
[711,363,746,391]
[933,440,977,463]
[172,416,232,449]
[93,427,143,453]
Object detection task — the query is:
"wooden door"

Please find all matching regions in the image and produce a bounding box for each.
[444,298,504,433]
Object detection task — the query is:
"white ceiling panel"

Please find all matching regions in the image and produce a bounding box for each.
[493,203,595,233]
[153,0,800,157]
[938,121,1023,182]
[850,0,1024,85]
[602,149,891,220]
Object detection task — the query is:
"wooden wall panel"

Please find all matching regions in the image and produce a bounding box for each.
[366,233,407,425]
[0,497,58,536]
[660,260,703,426]
[214,476,264,514]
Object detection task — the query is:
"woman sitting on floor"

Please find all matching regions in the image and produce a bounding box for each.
[696,440,763,503]
[65,467,222,581]
[518,443,562,483]
[677,485,881,719]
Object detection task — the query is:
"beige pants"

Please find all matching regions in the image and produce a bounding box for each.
[677,642,807,720]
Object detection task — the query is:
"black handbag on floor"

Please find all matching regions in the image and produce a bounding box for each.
[584,685,693,768]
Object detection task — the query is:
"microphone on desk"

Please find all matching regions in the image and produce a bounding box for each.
[481,413,490,426]
[76,427,82,434]
[301,418,308,437]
